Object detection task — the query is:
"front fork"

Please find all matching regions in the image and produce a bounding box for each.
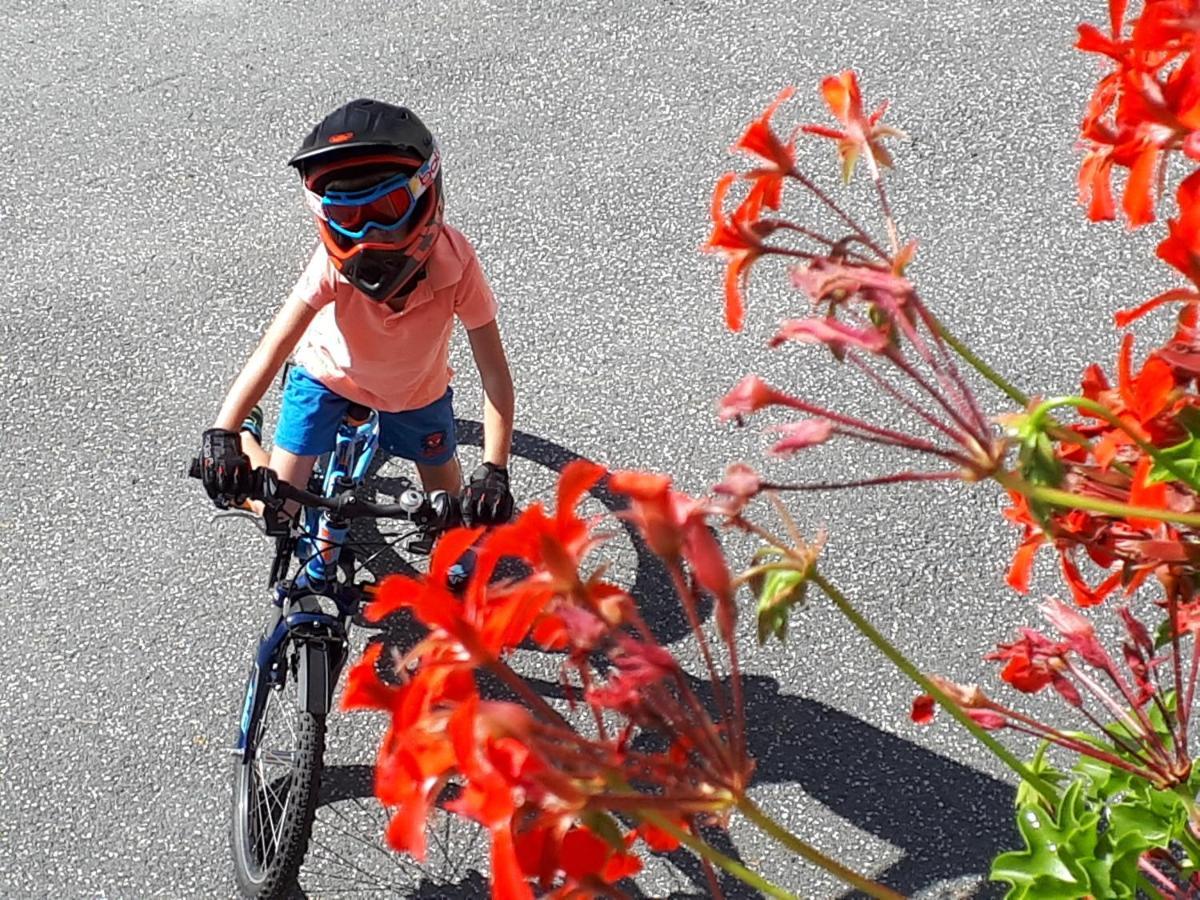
[235,599,349,762]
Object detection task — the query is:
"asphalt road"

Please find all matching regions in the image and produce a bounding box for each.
[0,0,1169,897]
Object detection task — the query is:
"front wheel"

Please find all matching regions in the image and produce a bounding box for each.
[231,643,326,898]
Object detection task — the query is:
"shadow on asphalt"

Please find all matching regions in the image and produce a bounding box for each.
[327,423,1015,898]
[320,675,1015,898]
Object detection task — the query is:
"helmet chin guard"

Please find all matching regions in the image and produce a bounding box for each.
[335,221,442,301]
[290,100,445,302]
[310,174,444,301]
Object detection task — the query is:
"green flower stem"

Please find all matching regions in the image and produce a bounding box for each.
[1008,479,1200,529]
[1028,396,1200,493]
[811,572,1060,806]
[737,796,905,900]
[928,314,1028,406]
[637,811,800,900]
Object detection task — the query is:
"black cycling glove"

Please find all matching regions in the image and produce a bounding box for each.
[200,428,253,507]
[462,462,514,526]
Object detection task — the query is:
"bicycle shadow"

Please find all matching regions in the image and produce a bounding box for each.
[550,671,1012,898]
[349,422,700,647]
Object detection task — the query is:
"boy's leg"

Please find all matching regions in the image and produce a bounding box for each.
[240,405,270,469]
[268,366,347,514]
[415,456,463,496]
[380,388,462,496]
[268,448,319,518]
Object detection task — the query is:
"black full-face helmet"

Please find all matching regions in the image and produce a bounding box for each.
[289,99,444,301]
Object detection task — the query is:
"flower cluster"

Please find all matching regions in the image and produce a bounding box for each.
[339,7,1200,894]
[702,12,1200,893]
[914,595,1194,789]
[706,73,1004,493]
[1000,1,1200,608]
[1077,0,1200,228]
[1000,328,1200,608]
[343,461,753,898]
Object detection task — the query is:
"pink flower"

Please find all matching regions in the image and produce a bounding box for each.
[718,375,796,424]
[800,71,903,181]
[769,317,890,355]
[1040,598,1112,670]
[710,463,762,516]
[768,420,835,455]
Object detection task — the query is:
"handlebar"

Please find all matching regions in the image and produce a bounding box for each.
[188,458,462,532]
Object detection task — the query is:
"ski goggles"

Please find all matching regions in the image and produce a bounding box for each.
[304,148,440,240]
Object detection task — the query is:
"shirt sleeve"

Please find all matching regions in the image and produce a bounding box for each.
[453,241,498,329]
[286,245,338,311]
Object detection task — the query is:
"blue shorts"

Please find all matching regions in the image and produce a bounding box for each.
[274,366,458,465]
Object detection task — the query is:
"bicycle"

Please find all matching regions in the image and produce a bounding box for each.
[191,402,467,898]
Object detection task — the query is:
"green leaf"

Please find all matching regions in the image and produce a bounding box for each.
[1072,752,1132,801]
[750,549,810,645]
[994,768,1193,900]
[1149,405,1200,485]
[1067,732,1135,800]
[991,782,1098,899]
[1015,742,1067,809]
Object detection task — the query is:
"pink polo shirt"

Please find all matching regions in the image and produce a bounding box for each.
[289,225,497,413]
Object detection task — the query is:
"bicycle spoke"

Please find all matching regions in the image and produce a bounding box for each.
[257,778,281,860]
[313,805,424,878]
[272,791,292,860]
[256,762,290,826]
[267,685,300,749]
[254,791,273,868]
[307,834,412,891]
[258,748,299,766]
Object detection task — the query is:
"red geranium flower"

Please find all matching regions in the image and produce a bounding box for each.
[985,628,1071,694]
[733,85,797,210]
[801,71,903,182]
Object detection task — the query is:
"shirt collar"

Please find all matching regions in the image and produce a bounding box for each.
[383,229,460,314]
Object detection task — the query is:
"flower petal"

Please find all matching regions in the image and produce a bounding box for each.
[769,419,835,455]
[911,694,936,724]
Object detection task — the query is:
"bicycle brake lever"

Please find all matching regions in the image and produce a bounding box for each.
[209,509,270,535]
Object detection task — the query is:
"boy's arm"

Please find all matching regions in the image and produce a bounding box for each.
[467,319,514,467]
[213,293,319,431]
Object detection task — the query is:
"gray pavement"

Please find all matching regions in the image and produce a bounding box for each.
[0,0,1164,897]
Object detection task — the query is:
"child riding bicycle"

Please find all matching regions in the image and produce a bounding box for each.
[197,98,515,527]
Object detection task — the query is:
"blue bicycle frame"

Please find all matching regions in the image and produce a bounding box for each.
[236,409,380,758]
[294,407,380,595]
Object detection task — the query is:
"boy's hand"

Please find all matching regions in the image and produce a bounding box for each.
[463,463,514,526]
[200,428,253,507]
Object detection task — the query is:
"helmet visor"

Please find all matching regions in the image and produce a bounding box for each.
[304,148,440,241]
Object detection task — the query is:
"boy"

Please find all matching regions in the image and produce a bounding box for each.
[198,98,515,526]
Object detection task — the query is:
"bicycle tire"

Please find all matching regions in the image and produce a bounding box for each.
[230,641,326,899]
